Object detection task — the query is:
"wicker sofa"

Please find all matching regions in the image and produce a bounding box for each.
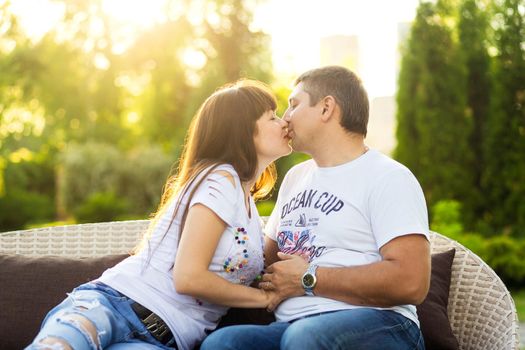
[0,219,520,350]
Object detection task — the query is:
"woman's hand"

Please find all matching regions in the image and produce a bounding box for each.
[259,252,308,310]
[262,289,283,312]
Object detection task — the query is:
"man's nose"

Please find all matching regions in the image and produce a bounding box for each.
[283,109,291,122]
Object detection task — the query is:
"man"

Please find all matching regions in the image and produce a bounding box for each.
[201,66,430,350]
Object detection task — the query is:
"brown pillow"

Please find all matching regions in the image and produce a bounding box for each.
[0,253,128,350]
[218,307,275,329]
[417,248,459,350]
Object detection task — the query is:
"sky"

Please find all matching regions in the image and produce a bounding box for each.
[7,0,420,98]
[253,0,419,97]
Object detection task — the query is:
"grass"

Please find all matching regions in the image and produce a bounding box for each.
[509,290,524,349]
[511,289,525,323]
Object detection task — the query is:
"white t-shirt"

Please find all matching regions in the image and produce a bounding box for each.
[99,164,264,350]
[265,149,429,326]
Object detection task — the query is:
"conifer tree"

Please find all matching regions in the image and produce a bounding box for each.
[457,0,491,227]
[395,1,473,210]
[395,23,421,177]
[483,0,525,235]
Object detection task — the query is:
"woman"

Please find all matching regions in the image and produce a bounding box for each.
[26,80,291,350]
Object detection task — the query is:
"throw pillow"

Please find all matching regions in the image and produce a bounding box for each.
[417,248,459,350]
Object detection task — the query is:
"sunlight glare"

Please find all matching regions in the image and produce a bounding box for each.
[101,0,167,29]
[94,52,110,70]
[9,0,64,42]
[127,111,140,124]
[182,48,207,70]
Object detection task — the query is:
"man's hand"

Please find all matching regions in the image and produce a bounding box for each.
[259,252,309,310]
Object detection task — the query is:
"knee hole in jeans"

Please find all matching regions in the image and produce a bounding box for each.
[57,313,101,350]
[36,336,72,350]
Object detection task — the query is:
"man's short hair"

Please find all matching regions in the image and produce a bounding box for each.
[295,66,369,136]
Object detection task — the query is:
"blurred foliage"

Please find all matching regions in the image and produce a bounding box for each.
[482,0,525,235]
[255,200,275,217]
[0,149,56,230]
[0,0,302,230]
[74,191,130,223]
[432,199,525,287]
[431,200,464,238]
[0,189,55,230]
[397,0,525,237]
[59,142,174,220]
[422,0,525,286]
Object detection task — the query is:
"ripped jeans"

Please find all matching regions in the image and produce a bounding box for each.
[25,281,177,350]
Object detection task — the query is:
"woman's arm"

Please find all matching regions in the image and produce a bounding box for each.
[173,204,272,308]
[263,236,280,267]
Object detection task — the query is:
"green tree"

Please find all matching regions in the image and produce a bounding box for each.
[0,0,275,229]
[395,1,474,212]
[395,22,421,177]
[483,0,525,236]
[202,0,273,83]
[124,17,194,147]
[457,0,491,227]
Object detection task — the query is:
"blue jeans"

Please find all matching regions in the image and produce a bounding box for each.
[201,308,424,350]
[25,281,177,350]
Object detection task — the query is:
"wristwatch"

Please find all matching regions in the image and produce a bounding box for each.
[301,264,318,296]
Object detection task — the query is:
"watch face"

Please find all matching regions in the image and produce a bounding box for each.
[302,273,315,288]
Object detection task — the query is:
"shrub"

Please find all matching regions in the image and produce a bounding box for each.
[117,145,174,215]
[60,142,174,220]
[431,199,525,286]
[0,190,55,231]
[60,142,121,212]
[0,154,56,231]
[430,199,464,239]
[483,236,525,288]
[74,192,130,224]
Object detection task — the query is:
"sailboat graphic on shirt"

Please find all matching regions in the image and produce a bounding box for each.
[295,213,307,227]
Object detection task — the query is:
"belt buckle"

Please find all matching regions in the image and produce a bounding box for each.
[143,313,171,342]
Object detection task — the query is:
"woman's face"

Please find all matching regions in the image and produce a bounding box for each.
[253,110,292,163]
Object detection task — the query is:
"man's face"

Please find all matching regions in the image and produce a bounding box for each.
[283,82,322,153]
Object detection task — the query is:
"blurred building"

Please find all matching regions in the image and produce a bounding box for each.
[396,22,411,79]
[320,35,360,74]
[367,96,396,155]
[365,21,412,156]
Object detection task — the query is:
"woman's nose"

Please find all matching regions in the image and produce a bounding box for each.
[279,118,289,127]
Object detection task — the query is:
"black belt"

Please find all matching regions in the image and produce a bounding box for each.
[130,302,177,348]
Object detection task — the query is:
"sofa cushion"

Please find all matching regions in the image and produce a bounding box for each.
[416,248,459,350]
[0,253,128,349]
[0,249,459,349]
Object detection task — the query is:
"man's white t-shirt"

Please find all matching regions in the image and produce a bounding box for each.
[99,164,265,350]
[265,149,429,326]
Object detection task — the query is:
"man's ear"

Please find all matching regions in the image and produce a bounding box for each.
[320,96,336,122]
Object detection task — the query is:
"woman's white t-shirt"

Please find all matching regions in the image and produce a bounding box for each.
[99,164,265,350]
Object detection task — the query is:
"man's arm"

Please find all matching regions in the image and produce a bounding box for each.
[262,234,430,311]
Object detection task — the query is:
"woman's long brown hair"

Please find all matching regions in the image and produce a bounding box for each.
[134,79,278,255]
